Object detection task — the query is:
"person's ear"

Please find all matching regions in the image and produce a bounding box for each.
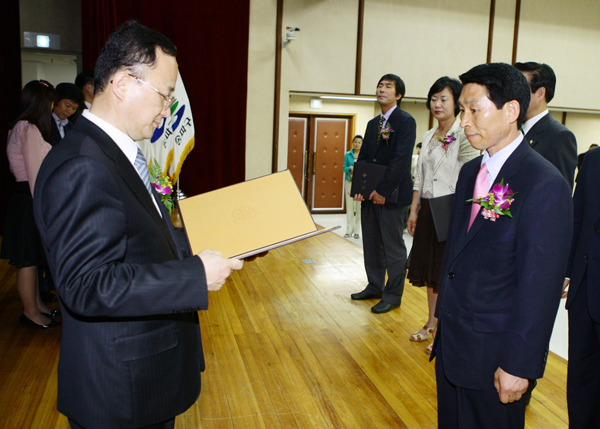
[535,86,546,103]
[110,71,130,102]
[504,100,520,125]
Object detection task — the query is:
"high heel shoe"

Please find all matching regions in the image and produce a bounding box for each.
[40,309,61,318]
[19,313,61,329]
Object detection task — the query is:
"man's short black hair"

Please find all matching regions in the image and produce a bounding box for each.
[426,76,462,116]
[75,70,94,91]
[416,142,422,148]
[378,74,405,106]
[514,62,556,103]
[56,83,84,106]
[94,20,177,95]
[459,63,531,129]
[353,135,363,141]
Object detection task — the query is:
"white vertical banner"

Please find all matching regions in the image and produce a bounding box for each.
[138,71,195,184]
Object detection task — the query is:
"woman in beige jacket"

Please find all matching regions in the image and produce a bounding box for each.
[406,77,479,353]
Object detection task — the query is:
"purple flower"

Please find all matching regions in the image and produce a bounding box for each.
[152,182,172,195]
[490,183,514,210]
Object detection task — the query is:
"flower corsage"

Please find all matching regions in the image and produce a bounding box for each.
[379,124,394,145]
[467,179,516,222]
[149,160,175,213]
[437,132,456,155]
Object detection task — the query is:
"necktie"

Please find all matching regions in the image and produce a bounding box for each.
[377,115,385,143]
[134,147,153,197]
[468,162,489,232]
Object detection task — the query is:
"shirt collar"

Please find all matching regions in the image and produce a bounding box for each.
[381,105,397,122]
[52,112,68,127]
[522,109,548,135]
[82,109,138,166]
[481,133,523,187]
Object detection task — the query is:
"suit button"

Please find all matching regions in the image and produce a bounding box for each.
[595,228,600,234]
[585,254,589,260]
[448,273,455,279]
[373,159,377,162]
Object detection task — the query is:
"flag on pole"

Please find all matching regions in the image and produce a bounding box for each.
[138,71,195,185]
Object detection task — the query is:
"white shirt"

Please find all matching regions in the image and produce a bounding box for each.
[522,109,548,135]
[82,110,162,216]
[52,112,68,138]
[481,134,523,190]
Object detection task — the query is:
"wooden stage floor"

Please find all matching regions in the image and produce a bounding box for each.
[0,231,568,428]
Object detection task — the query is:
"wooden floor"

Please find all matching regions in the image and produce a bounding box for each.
[0,231,568,428]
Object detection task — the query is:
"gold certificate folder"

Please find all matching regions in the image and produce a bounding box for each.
[177,170,340,259]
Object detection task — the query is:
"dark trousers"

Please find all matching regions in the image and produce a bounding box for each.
[360,201,407,304]
[436,352,529,429]
[567,273,600,428]
[69,418,175,429]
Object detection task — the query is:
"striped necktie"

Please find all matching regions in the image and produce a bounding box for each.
[377,115,385,144]
[134,147,153,196]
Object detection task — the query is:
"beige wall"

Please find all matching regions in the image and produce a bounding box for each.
[246,0,600,180]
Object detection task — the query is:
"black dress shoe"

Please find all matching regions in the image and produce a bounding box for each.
[371,300,400,314]
[19,314,61,329]
[41,309,61,318]
[41,291,58,303]
[351,290,382,300]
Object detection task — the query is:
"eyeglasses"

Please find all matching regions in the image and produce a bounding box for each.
[129,74,177,109]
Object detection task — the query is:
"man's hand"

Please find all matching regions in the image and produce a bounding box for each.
[353,193,365,202]
[370,190,386,205]
[198,249,244,291]
[494,367,529,404]
[562,278,570,299]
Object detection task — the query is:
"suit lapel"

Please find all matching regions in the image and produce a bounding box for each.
[79,118,179,257]
[524,114,550,148]
[449,141,529,263]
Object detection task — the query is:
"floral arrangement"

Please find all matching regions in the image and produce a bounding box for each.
[379,123,394,145]
[437,133,456,154]
[467,179,516,222]
[149,160,175,213]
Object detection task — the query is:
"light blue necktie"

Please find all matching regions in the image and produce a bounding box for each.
[134,147,153,196]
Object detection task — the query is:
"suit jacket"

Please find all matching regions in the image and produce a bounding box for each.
[413,116,479,203]
[49,118,74,146]
[33,117,208,428]
[524,113,577,189]
[432,139,573,391]
[566,147,600,322]
[357,106,416,207]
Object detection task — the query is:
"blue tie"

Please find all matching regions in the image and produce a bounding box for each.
[134,147,153,196]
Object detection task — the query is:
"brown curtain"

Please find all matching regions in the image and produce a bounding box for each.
[82,1,249,197]
[0,0,23,234]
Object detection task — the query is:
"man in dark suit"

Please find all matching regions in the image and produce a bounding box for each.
[563,146,600,428]
[350,74,416,313]
[431,63,573,428]
[33,21,243,429]
[49,83,83,146]
[515,62,577,189]
[575,143,598,182]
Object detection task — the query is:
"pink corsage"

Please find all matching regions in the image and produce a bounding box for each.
[379,124,394,145]
[149,160,175,213]
[467,179,516,221]
[437,133,457,155]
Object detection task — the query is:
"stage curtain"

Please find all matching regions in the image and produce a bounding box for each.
[82,1,249,196]
[0,0,23,234]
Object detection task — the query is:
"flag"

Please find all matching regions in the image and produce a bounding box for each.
[138,71,195,185]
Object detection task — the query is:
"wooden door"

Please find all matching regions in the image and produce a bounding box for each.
[287,117,307,195]
[311,118,348,211]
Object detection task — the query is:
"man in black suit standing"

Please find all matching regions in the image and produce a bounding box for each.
[350,74,416,313]
[432,63,572,428]
[33,21,243,429]
[563,146,600,428]
[515,62,577,189]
